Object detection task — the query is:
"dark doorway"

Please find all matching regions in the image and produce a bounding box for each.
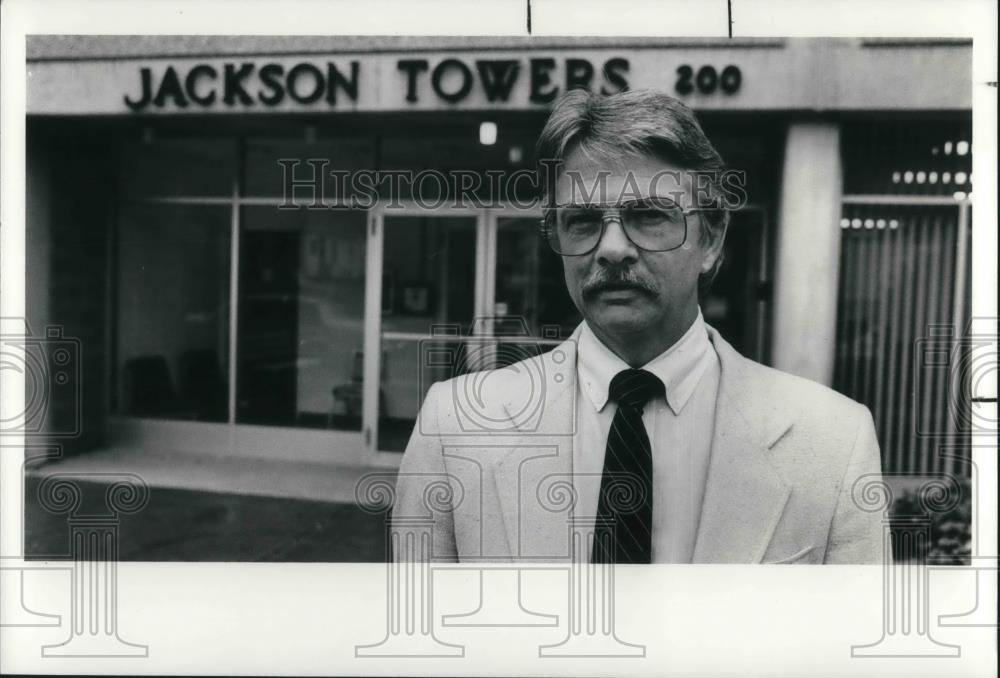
[237,228,301,425]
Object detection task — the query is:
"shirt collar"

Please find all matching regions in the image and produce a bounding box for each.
[576,309,713,416]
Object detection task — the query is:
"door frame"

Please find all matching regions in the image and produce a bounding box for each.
[364,202,546,465]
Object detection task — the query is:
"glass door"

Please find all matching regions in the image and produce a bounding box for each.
[367,205,578,458]
[373,212,481,453]
[493,214,582,339]
[236,207,368,432]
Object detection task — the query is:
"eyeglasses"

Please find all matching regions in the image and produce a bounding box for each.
[540,196,698,256]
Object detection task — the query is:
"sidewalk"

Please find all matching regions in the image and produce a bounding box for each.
[23,448,393,561]
[25,447,385,503]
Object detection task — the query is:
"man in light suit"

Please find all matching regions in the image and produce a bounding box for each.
[392,89,888,564]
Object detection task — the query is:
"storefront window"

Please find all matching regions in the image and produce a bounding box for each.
[495,216,581,338]
[379,215,477,451]
[119,139,237,198]
[244,138,374,200]
[116,203,231,421]
[237,206,367,430]
[109,124,774,456]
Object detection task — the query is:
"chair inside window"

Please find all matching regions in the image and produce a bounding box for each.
[122,355,178,417]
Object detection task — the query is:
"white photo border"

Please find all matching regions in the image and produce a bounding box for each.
[2,0,996,675]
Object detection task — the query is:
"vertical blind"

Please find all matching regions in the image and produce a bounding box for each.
[834,204,971,475]
[834,121,973,477]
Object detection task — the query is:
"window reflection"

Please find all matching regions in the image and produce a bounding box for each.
[119,140,237,198]
[379,216,477,451]
[116,203,231,421]
[495,217,581,338]
[237,207,366,430]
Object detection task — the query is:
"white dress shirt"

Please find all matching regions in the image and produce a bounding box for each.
[572,309,721,563]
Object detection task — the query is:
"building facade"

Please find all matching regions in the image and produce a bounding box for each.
[26,36,973,475]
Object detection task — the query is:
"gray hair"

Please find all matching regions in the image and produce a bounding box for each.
[535,88,730,297]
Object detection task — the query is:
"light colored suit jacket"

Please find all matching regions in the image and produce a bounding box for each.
[392,325,888,564]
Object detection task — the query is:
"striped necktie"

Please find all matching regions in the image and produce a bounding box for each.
[591,368,665,564]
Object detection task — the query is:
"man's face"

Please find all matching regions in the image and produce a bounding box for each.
[554,148,722,342]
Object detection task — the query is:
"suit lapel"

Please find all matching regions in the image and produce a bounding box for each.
[489,325,795,563]
[493,333,578,560]
[693,327,794,563]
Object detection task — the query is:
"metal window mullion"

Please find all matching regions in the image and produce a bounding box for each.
[379,331,563,347]
[908,212,932,474]
[842,195,972,207]
[946,203,971,451]
[120,195,234,206]
[475,214,492,306]
[932,211,957,473]
[474,210,497,368]
[226,178,241,426]
[363,207,385,455]
[484,211,499,324]
[950,201,971,355]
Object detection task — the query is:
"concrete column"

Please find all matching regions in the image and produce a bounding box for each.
[771,122,843,386]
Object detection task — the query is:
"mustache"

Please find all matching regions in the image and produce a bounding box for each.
[581,269,658,299]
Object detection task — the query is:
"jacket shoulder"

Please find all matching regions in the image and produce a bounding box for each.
[421,348,553,433]
[741,357,868,420]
